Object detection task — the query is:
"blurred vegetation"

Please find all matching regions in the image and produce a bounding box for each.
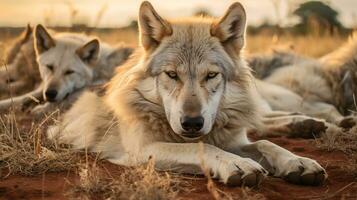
[293,1,344,35]
[248,0,351,36]
[0,0,354,60]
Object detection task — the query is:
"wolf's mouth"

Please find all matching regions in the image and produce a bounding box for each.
[180,132,204,139]
[64,92,70,99]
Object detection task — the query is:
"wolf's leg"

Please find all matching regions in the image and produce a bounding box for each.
[257,80,347,126]
[134,142,267,187]
[0,86,43,110]
[7,80,27,92]
[32,89,84,115]
[261,112,330,138]
[228,140,327,185]
[298,101,357,129]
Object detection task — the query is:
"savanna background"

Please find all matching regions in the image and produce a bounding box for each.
[0,0,356,199]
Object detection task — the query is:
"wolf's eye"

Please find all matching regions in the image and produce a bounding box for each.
[206,72,219,80]
[46,65,54,71]
[64,70,75,75]
[165,71,178,80]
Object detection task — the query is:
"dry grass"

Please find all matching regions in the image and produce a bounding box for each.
[316,127,357,178]
[0,111,80,177]
[67,159,184,200]
[246,33,346,58]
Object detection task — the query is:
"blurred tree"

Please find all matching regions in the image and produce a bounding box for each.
[129,20,138,29]
[193,8,213,17]
[293,1,343,35]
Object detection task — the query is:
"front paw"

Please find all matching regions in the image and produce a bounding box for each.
[288,118,327,138]
[31,104,47,115]
[281,156,327,185]
[339,116,357,129]
[212,155,267,187]
[31,102,55,116]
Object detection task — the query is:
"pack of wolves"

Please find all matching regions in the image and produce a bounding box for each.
[1,1,357,187]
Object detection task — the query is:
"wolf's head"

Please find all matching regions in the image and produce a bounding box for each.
[123,1,251,139]
[34,25,99,102]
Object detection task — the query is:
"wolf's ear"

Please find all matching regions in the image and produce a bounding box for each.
[138,1,172,51]
[211,2,246,54]
[21,24,33,43]
[34,24,55,54]
[76,39,100,65]
[5,24,33,64]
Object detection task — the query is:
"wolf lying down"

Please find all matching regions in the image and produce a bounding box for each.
[263,34,357,128]
[0,25,133,113]
[48,2,327,187]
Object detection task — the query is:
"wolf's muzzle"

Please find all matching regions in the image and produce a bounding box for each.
[181,116,204,135]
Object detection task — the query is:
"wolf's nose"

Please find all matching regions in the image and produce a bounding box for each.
[181,116,204,132]
[45,89,58,101]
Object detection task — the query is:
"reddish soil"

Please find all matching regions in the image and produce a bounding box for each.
[0,135,356,200]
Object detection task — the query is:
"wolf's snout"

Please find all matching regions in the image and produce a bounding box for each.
[181,116,204,133]
[45,89,58,102]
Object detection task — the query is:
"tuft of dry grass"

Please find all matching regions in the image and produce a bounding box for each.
[316,126,357,178]
[67,159,183,200]
[0,111,80,177]
[317,127,357,153]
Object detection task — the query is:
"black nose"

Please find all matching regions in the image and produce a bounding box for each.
[181,116,204,132]
[45,89,57,101]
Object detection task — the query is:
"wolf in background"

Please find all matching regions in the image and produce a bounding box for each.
[263,33,357,128]
[0,24,133,113]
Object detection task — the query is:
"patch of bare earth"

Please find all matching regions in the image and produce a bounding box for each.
[316,126,357,180]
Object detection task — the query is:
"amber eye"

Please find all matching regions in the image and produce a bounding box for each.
[46,65,54,71]
[165,71,178,80]
[64,70,75,75]
[206,72,219,80]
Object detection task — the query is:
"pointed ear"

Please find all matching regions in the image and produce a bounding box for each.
[20,24,33,43]
[210,2,246,54]
[76,39,100,65]
[138,1,172,51]
[34,24,55,54]
[5,24,33,64]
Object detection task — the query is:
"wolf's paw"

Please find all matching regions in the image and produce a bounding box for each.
[282,157,327,185]
[339,116,357,129]
[213,156,267,187]
[289,119,327,138]
[31,103,52,115]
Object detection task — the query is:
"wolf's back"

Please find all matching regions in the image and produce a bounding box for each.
[47,91,124,159]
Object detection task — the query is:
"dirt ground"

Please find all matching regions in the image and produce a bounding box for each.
[0,130,356,200]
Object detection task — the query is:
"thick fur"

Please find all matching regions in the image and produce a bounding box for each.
[0,25,133,113]
[264,33,357,127]
[247,45,311,79]
[49,1,326,187]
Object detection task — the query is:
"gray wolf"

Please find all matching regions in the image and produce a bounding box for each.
[263,33,357,128]
[48,1,326,187]
[0,24,133,113]
[0,25,40,95]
